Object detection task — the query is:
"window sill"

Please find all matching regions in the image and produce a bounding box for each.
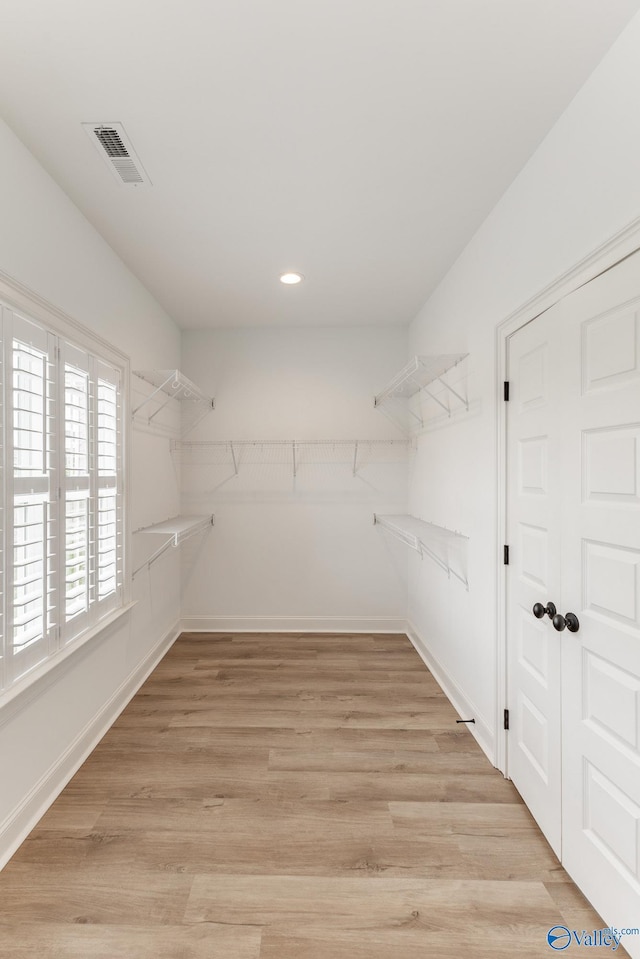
[0,601,137,728]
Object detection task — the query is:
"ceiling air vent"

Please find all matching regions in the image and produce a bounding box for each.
[82,122,151,187]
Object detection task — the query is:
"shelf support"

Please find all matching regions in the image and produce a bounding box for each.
[132,535,174,579]
[352,441,359,477]
[229,441,238,476]
[292,441,297,478]
[132,371,176,419]
[418,540,451,577]
[435,376,469,412]
[147,392,175,423]
[421,386,451,416]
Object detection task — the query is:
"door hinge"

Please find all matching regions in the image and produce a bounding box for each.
[503,381,510,401]
[503,544,509,565]
[504,708,510,730]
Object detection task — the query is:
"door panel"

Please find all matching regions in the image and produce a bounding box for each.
[506,312,563,855]
[583,425,640,505]
[583,649,640,751]
[560,255,640,936]
[508,251,640,952]
[583,760,640,873]
[581,303,640,392]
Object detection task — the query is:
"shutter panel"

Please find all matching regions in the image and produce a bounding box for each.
[62,351,123,639]
[96,363,123,611]
[64,493,90,620]
[62,345,91,641]
[0,311,4,692]
[97,488,118,600]
[7,312,58,681]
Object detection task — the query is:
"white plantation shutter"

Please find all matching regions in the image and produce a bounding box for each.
[63,345,91,640]
[0,318,4,691]
[64,493,90,620]
[98,488,118,600]
[61,350,124,641]
[6,312,58,682]
[0,300,127,693]
[96,365,122,609]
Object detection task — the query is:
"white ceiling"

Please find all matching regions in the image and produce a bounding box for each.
[0,0,638,329]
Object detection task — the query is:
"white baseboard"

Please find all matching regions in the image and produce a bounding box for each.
[180,616,409,634]
[406,621,495,765]
[0,621,181,871]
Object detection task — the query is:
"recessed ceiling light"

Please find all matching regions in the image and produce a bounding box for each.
[279,272,304,285]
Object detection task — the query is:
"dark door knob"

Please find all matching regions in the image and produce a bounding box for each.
[533,602,557,620]
[552,612,580,633]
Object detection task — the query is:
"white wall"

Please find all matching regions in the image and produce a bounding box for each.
[407,12,640,763]
[0,115,182,866]
[180,326,409,631]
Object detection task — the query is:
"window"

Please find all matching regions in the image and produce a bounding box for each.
[0,296,127,695]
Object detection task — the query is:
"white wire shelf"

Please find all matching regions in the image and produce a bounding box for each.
[374,354,468,429]
[171,439,410,477]
[132,369,214,434]
[132,514,214,578]
[374,513,469,589]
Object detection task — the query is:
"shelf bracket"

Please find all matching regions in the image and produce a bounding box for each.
[132,535,174,579]
[292,441,297,478]
[352,441,359,477]
[421,386,451,416]
[435,376,469,411]
[417,541,450,576]
[147,392,174,424]
[229,441,238,476]
[132,371,177,419]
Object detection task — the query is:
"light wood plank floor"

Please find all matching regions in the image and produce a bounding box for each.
[0,633,626,958]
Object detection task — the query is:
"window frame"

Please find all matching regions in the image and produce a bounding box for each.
[0,273,130,705]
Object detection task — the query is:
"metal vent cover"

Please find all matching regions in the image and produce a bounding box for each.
[82,122,151,187]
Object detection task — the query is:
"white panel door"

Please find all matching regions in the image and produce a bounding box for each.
[559,254,640,936]
[506,311,564,855]
[507,250,640,951]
